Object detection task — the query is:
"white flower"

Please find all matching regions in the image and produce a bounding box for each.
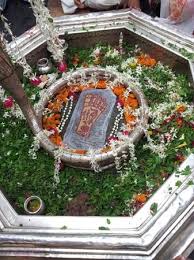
[28,135,40,160]
[30,94,36,101]
[105,48,119,58]
[5,129,10,135]
[121,57,137,71]
[88,149,101,172]
[91,47,101,57]
[29,0,65,62]
[3,112,11,118]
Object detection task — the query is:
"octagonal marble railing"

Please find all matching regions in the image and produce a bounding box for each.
[1,9,194,259]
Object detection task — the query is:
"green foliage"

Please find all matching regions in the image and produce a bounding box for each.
[150,203,158,216]
[0,43,193,216]
[98,226,110,230]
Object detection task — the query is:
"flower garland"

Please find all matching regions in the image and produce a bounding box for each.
[29,0,66,67]
[58,95,74,132]
[0,15,36,80]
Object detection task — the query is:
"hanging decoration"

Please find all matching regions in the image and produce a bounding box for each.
[28,0,68,72]
[0,15,40,84]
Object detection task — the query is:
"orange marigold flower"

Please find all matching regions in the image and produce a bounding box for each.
[79,84,87,91]
[88,83,95,89]
[43,114,61,129]
[124,96,139,108]
[128,93,136,98]
[73,149,87,155]
[124,112,136,123]
[47,100,62,112]
[137,54,156,67]
[176,105,186,113]
[50,134,63,146]
[101,146,111,153]
[134,193,147,203]
[113,85,125,96]
[78,83,94,91]
[56,89,69,102]
[54,114,61,119]
[96,80,107,89]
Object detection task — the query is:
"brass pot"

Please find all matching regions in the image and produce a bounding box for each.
[24,195,45,215]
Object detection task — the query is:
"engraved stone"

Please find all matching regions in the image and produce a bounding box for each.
[64,89,116,150]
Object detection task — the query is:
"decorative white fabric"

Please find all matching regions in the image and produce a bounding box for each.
[61,0,123,14]
[160,0,194,35]
[61,0,85,14]
[85,0,121,10]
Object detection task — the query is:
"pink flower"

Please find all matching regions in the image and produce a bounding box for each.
[108,136,118,143]
[30,77,41,86]
[3,96,14,108]
[163,114,175,125]
[117,98,124,107]
[47,126,58,135]
[164,133,172,142]
[122,130,129,136]
[58,61,67,73]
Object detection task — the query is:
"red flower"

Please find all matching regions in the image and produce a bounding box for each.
[175,153,185,163]
[176,117,183,127]
[3,96,14,108]
[108,136,118,143]
[30,77,41,86]
[163,114,175,125]
[58,61,67,73]
[68,91,78,100]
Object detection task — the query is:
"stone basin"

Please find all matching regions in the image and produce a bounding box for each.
[1,10,194,260]
[36,67,148,170]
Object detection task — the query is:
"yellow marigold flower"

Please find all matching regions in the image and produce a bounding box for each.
[176,104,186,113]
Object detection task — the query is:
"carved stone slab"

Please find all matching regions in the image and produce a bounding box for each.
[64,89,116,150]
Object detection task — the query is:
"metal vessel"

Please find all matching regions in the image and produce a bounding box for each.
[37,58,52,74]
